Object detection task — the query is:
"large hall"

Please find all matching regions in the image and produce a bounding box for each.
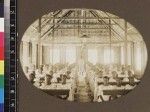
[20,9,148,102]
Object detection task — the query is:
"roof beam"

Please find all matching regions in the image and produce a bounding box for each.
[36,10,62,30]
[105,12,125,31]
[41,16,120,19]
[41,10,62,29]
[40,10,73,40]
[41,40,132,45]
[37,22,116,25]
[90,10,122,41]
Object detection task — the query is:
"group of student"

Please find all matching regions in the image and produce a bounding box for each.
[86,63,141,102]
[24,64,74,87]
[23,62,141,102]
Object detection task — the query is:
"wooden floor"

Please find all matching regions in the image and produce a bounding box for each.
[75,78,93,102]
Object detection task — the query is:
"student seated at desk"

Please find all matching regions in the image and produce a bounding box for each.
[97,76,111,102]
[62,74,69,85]
[57,74,63,83]
[118,66,128,78]
[128,77,135,86]
[45,71,53,85]
[45,74,53,85]
[104,68,111,77]
[97,70,103,78]
[35,67,45,86]
[43,65,50,74]
[116,77,123,87]
[128,70,134,77]
[52,71,60,83]
[95,70,103,83]
[56,73,68,84]
[109,71,118,82]
[128,70,137,86]
[28,71,35,84]
[65,71,71,79]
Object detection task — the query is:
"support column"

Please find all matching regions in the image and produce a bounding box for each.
[37,44,43,67]
[120,44,125,65]
[124,21,128,66]
[43,46,50,65]
[134,42,142,74]
[127,42,131,66]
[22,41,30,69]
[32,42,38,67]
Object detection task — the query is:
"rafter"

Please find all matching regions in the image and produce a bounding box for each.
[41,10,62,29]
[105,12,125,31]
[35,10,62,30]
[40,10,74,40]
[90,10,124,41]
[41,40,132,45]
[41,16,120,19]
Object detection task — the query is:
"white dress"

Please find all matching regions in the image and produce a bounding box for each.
[77,59,86,81]
[96,85,111,102]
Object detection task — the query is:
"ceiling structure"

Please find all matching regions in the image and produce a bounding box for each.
[22,9,143,45]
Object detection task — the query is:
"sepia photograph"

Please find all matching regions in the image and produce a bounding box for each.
[19,9,148,103]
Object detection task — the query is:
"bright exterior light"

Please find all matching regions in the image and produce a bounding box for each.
[88,49,98,65]
[50,48,60,64]
[66,46,76,64]
[104,47,114,65]
[135,43,142,73]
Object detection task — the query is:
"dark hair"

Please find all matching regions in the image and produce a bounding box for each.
[103,76,109,80]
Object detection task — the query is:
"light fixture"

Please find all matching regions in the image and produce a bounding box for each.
[80,34,90,39]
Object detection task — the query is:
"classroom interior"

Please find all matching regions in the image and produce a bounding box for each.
[20,9,148,102]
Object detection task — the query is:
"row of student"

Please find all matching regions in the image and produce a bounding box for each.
[24,64,74,86]
[25,63,71,74]
[94,76,136,102]
[85,64,140,102]
[86,64,139,86]
[87,63,141,79]
[94,70,139,84]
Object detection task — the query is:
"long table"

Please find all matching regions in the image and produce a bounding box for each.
[103,89,131,96]
[36,83,71,97]
[98,80,140,86]
[42,89,70,96]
